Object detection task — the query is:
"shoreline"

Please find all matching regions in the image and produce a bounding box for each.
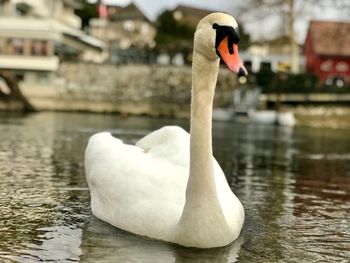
[1,63,350,129]
[2,102,350,129]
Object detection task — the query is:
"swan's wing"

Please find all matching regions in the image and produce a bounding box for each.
[84,129,189,239]
[136,126,190,167]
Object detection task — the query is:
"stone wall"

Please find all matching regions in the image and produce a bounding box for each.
[22,63,237,118]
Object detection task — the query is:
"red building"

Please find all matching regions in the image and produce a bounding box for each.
[305,20,350,86]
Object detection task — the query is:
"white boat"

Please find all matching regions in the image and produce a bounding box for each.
[249,110,296,127]
[213,86,296,127]
[212,108,234,121]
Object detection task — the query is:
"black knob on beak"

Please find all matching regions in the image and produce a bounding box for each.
[238,67,247,77]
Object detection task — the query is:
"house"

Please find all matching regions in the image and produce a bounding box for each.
[245,36,304,73]
[89,2,156,63]
[171,5,213,28]
[305,20,350,86]
[155,5,214,65]
[0,0,106,83]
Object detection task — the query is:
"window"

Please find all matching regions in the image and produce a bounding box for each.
[31,40,47,56]
[320,60,332,72]
[12,38,24,55]
[173,11,183,20]
[124,20,135,32]
[141,23,149,35]
[15,3,31,16]
[335,62,349,72]
[0,39,4,54]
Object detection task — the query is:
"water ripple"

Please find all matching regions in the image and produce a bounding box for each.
[0,112,349,262]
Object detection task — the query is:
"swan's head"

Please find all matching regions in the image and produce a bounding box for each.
[194,13,247,76]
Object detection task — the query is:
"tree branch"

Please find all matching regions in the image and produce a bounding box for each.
[0,71,36,112]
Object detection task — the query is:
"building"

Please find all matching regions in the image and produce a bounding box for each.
[155,5,214,65]
[171,5,213,28]
[244,36,304,73]
[0,0,106,83]
[305,20,350,86]
[89,2,156,63]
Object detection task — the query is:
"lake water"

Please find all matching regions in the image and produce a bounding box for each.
[0,112,349,262]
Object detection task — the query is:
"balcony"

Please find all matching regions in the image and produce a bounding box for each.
[0,55,59,71]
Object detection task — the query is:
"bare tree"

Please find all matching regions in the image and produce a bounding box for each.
[233,0,350,74]
[288,0,298,73]
[0,71,36,112]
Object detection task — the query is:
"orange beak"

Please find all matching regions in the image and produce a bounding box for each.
[217,36,247,76]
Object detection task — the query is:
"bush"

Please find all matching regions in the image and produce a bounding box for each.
[256,72,321,94]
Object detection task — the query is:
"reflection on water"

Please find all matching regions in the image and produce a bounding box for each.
[0,112,349,262]
[81,216,243,263]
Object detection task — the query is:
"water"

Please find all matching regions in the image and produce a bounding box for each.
[0,112,349,262]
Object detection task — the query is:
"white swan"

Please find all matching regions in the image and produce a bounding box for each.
[85,13,247,249]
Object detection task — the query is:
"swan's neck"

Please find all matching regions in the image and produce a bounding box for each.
[188,52,219,200]
[176,52,229,245]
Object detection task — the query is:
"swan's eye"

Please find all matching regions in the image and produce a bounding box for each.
[212,23,219,29]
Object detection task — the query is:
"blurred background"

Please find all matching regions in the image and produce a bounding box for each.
[1,1,350,262]
[0,0,349,127]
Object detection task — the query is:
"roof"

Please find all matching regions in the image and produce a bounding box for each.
[0,17,106,50]
[108,3,150,22]
[172,5,214,28]
[307,20,350,57]
[62,0,83,9]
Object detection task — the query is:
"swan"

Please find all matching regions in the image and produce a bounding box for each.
[85,13,247,249]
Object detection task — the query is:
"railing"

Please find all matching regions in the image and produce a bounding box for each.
[262,93,350,103]
[0,55,59,71]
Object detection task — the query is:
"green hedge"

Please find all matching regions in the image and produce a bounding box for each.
[255,70,350,94]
